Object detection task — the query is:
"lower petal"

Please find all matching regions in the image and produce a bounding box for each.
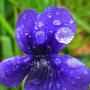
[24,64,62,90]
[0,55,33,87]
[47,54,90,90]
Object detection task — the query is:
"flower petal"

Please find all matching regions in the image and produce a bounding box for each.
[47,54,90,90]
[15,9,38,54]
[35,6,76,54]
[0,55,33,87]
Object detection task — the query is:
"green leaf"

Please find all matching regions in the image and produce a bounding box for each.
[0,14,14,38]
[1,36,13,59]
[0,85,8,90]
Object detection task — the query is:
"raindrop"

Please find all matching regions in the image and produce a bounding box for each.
[69,19,74,24]
[56,12,59,15]
[64,88,67,90]
[66,58,85,68]
[24,57,30,62]
[54,58,61,65]
[47,13,52,18]
[70,71,74,74]
[34,25,38,29]
[55,27,74,44]
[49,82,52,89]
[23,14,26,19]
[0,71,5,78]
[53,19,61,26]
[25,33,28,36]
[84,71,88,75]
[35,31,47,44]
[37,21,44,27]
[76,76,80,79]
[16,27,21,31]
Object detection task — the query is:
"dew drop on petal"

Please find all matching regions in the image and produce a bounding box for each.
[66,58,85,68]
[56,11,59,15]
[24,57,30,62]
[49,82,53,89]
[37,21,44,27]
[35,31,47,44]
[0,71,5,78]
[47,13,52,18]
[25,32,28,36]
[54,58,61,65]
[69,19,74,24]
[55,27,74,44]
[53,19,61,26]
[84,71,88,75]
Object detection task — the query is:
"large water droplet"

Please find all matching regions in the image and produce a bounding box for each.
[35,31,47,44]
[53,19,61,26]
[66,57,85,68]
[55,27,74,44]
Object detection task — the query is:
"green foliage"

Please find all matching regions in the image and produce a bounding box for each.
[0,0,90,90]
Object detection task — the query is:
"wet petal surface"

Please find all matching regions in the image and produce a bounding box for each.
[47,54,90,90]
[15,9,38,54]
[35,6,76,54]
[0,55,33,87]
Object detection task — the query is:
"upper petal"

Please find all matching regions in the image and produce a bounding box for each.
[15,9,38,54]
[34,6,76,54]
[0,55,33,87]
[47,54,90,90]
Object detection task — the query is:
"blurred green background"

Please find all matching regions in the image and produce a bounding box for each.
[0,0,90,90]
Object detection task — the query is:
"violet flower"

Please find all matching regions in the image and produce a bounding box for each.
[0,6,90,90]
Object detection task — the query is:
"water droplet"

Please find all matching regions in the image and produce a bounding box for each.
[70,19,74,24]
[25,33,28,36]
[37,21,44,27]
[64,88,67,90]
[56,12,59,15]
[55,27,74,44]
[70,71,74,74]
[29,35,31,38]
[22,25,24,28]
[84,71,88,75]
[54,58,61,65]
[23,14,26,19]
[76,76,80,79]
[35,31,47,44]
[53,19,61,26]
[34,25,38,29]
[57,83,61,88]
[47,13,52,18]
[16,27,20,31]
[0,71,5,77]
[24,57,30,62]
[49,82,52,89]
[66,58,85,68]
[49,30,53,33]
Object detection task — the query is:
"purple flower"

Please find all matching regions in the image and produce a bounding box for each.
[0,6,90,90]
